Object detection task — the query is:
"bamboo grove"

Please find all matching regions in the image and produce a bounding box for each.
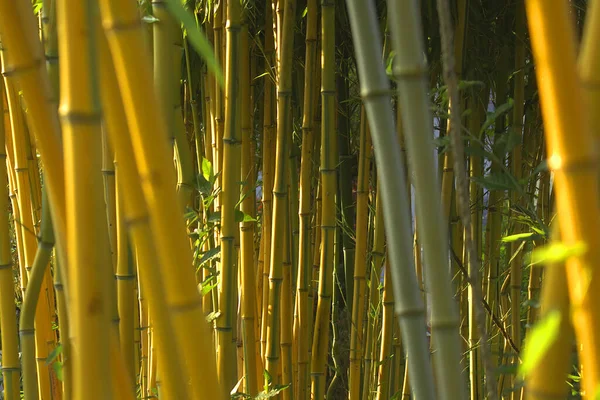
[0,0,599,399]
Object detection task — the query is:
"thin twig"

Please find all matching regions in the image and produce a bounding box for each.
[450,248,521,359]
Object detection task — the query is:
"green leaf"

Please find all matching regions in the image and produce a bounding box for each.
[230,377,245,396]
[52,361,64,381]
[32,0,43,14]
[46,344,63,365]
[197,246,221,266]
[207,211,221,223]
[501,232,537,243]
[433,135,451,153]
[199,275,217,296]
[205,310,221,323]
[471,173,519,191]
[263,370,272,392]
[457,80,485,91]
[235,209,257,223]
[479,99,514,137]
[164,0,224,87]
[518,310,561,378]
[255,384,291,399]
[196,173,213,196]
[529,241,587,266]
[463,142,490,160]
[201,157,214,183]
[386,51,396,77]
[301,6,308,17]
[532,159,548,176]
[141,15,159,24]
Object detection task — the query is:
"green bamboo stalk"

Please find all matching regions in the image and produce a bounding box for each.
[265,0,296,382]
[344,0,436,398]
[348,106,372,400]
[293,0,317,394]
[389,0,468,397]
[216,0,243,388]
[310,0,337,396]
[20,187,54,400]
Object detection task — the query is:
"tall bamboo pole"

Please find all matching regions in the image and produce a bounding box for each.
[348,106,372,399]
[265,0,296,382]
[98,26,190,400]
[524,225,573,399]
[0,0,67,269]
[525,0,600,395]
[344,0,436,398]
[217,0,243,387]
[240,22,260,396]
[0,73,20,400]
[310,0,336,396]
[97,0,225,397]
[294,0,317,395]
[57,0,112,397]
[388,0,467,397]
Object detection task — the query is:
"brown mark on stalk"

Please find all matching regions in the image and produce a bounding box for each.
[87,295,104,315]
[435,0,498,399]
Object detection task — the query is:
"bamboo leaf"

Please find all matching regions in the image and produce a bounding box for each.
[472,173,519,191]
[501,232,537,243]
[32,0,43,14]
[52,361,64,381]
[518,310,561,378]
[142,15,159,23]
[205,310,221,323]
[164,0,224,87]
[529,241,587,266]
[207,211,221,223]
[46,344,63,364]
[201,157,214,183]
[199,276,217,296]
[196,173,213,196]
[197,246,221,266]
[479,99,514,137]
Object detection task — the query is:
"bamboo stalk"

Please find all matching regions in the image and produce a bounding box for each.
[345,0,436,397]
[349,106,372,399]
[98,27,190,399]
[0,0,67,269]
[525,0,600,395]
[97,1,225,397]
[57,0,113,397]
[0,73,20,400]
[294,0,317,395]
[265,0,296,383]
[217,0,243,387]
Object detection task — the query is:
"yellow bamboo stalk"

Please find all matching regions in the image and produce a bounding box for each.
[260,0,277,360]
[525,0,600,395]
[2,50,54,400]
[103,130,118,272]
[240,24,259,392]
[524,225,573,399]
[0,0,67,268]
[217,0,243,387]
[349,106,372,399]
[0,73,19,400]
[97,1,225,398]
[294,0,317,394]
[152,1,194,210]
[115,169,136,383]
[57,0,113,397]
[98,27,190,399]
[310,0,336,395]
